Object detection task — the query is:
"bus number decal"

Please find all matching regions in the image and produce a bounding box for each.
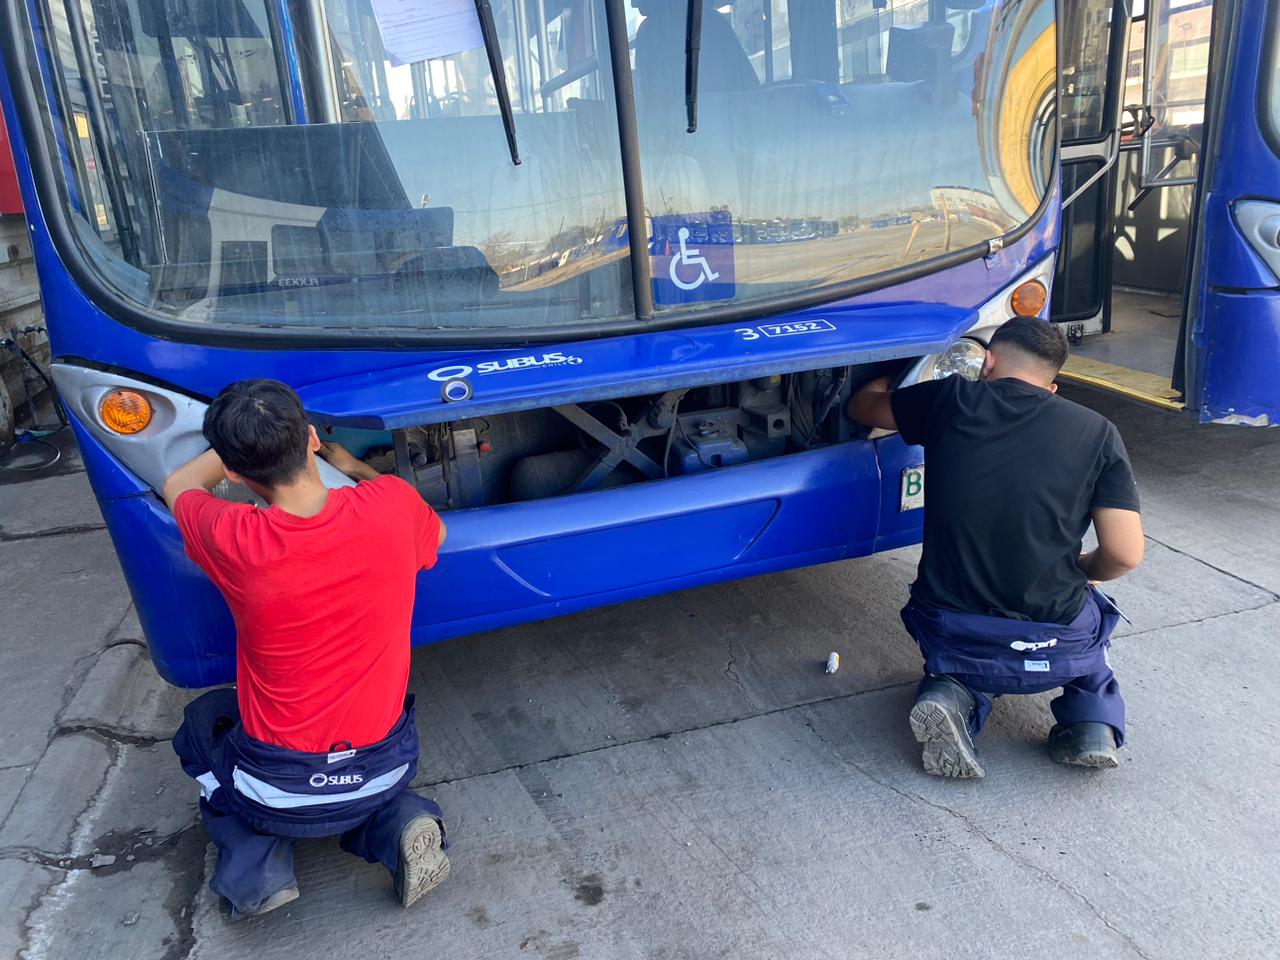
[759,320,836,337]
[736,320,836,343]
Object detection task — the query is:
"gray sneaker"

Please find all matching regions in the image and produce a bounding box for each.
[1047,722,1119,768]
[909,676,985,779]
[394,814,451,909]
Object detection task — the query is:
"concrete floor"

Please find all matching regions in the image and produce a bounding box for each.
[1072,288,1183,379]
[1,385,1278,960]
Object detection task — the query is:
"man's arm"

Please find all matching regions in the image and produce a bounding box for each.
[318,441,382,482]
[1078,507,1145,582]
[847,376,898,431]
[162,449,227,512]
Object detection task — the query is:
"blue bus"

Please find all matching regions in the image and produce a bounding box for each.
[0,0,1273,687]
[1048,0,1280,425]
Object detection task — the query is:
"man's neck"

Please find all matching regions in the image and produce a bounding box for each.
[262,468,330,518]
[991,372,1055,392]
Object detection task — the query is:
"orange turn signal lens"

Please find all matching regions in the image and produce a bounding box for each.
[1010,279,1048,318]
[99,389,153,435]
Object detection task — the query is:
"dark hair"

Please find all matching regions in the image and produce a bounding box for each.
[989,317,1069,374]
[202,379,310,488]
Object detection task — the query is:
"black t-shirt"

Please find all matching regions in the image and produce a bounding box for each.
[891,376,1140,624]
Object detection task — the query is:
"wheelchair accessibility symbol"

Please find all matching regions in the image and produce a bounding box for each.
[669,227,721,291]
[651,212,734,305]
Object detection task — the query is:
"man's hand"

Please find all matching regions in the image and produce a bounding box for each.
[1078,507,1145,582]
[162,448,227,512]
[318,440,381,483]
[847,375,898,431]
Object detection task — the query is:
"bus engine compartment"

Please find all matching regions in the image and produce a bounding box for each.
[338,362,901,512]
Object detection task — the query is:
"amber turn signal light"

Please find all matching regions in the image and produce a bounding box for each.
[1010,279,1048,318]
[99,389,153,435]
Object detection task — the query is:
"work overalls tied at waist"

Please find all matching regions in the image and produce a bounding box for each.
[900,586,1127,743]
[174,691,436,839]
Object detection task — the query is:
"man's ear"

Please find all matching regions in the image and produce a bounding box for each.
[1048,382,1059,394]
[222,466,246,486]
[979,349,997,380]
[307,425,322,453]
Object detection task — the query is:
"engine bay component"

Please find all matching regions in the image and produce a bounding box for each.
[355,360,904,512]
[670,408,749,474]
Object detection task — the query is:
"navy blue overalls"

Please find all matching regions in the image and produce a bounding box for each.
[173,689,446,914]
[900,586,1126,743]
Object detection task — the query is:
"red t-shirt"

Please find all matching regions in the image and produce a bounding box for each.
[174,476,441,753]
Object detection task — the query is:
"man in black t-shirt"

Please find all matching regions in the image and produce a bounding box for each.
[848,318,1144,778]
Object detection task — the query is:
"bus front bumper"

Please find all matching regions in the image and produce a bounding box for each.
[71,415,923,688]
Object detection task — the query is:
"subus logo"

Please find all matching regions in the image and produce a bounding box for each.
[427,353,584,382]
[1009,638,1058,652]
[309,772,365,788]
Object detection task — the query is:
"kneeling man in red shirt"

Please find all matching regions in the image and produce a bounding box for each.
[164,379,449,919]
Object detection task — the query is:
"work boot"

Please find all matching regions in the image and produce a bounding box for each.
[394,814,451,909]
[1047,722,1119,769]
[909,675,985,779]
[227,883,300,922]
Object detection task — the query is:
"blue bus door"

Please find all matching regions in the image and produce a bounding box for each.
[1052,0,1208,411]
[1179,0,1280,424]
[1051,0,1131,341]
[1054,0,1279,425]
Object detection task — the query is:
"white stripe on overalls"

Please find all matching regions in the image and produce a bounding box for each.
[231,764,410,809]
[195,771,221,801]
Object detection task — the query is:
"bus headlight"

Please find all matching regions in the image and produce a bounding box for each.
[51,365,354,497]
[931,338,987,382]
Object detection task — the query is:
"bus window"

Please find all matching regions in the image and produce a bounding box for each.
[27,0,634,333]
[630,0,760,105]
[835,0,975,81]
[326,0,549,121]
[23,0,1052,337]
[1140,0,1212,186]
[629,0,1056,311]
[323,0,399,121]
[1121,12,1145,142]
[1060,0,1118,142]
[93,0,288,131]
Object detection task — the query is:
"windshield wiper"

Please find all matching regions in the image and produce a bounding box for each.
[685,0,702,133]
[473,0,521,165]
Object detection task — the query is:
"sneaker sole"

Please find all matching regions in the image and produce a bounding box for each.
[395,815,451,909]
[909,699,985,779]
[1050,748,1120,769]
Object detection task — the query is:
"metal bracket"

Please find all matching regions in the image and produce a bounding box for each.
[392,429,416,485]
[553,390,686,492]
[449,427,486,508]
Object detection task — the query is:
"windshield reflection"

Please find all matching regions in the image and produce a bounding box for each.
[39,0,1056,332]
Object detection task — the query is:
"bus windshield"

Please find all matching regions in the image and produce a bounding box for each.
[20,0,1056,338]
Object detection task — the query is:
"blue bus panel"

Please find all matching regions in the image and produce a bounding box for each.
[74,406,923,688]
